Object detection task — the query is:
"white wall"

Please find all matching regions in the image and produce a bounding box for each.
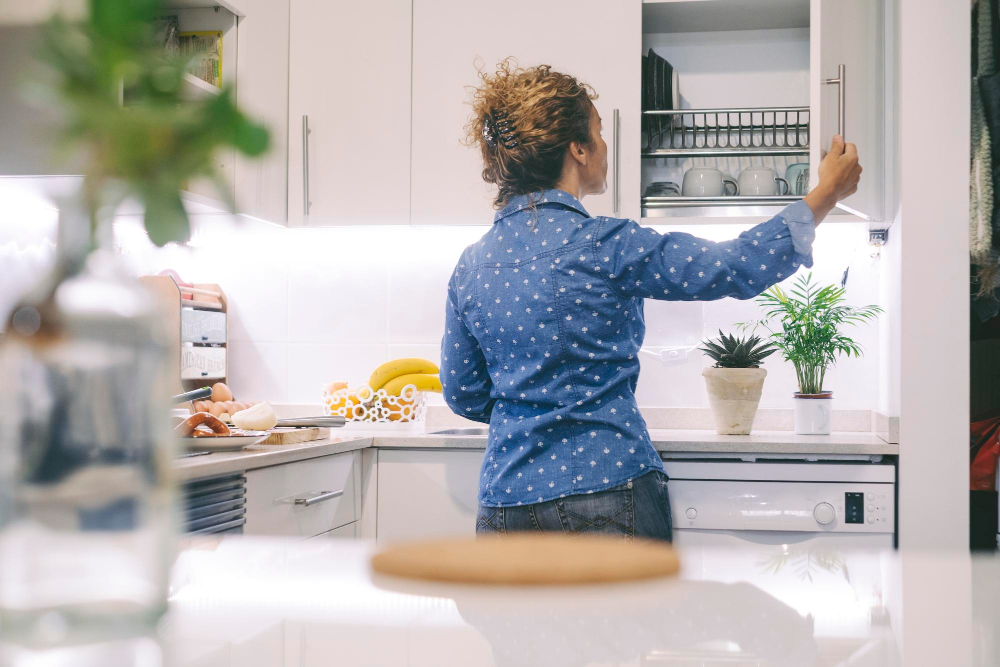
[1,184,882,412]
[893,0,969,553]
[116,214,877,410]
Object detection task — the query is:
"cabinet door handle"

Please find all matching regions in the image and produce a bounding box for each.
[302,115,311,219]
[280,489,344,507]
[612,108,620,216]
[822,64,846,140]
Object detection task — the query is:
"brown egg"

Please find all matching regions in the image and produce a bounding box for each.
[230,402,247,415]
[193,400,208,413]
[208,402,226,417]
[212,382,233,402]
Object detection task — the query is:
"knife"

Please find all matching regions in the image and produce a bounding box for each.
[274,417,346,428]
[171,387,213,404]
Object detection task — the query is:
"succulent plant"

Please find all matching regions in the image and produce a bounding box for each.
[699,330,777,369]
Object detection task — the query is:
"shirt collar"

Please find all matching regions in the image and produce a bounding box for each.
[493,189,591,223]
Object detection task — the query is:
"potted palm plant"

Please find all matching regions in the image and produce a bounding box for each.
[741,273,882,435]
[698,331,777,435]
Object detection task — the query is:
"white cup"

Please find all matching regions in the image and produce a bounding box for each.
[737,167,790,196]
[682,168,738,197]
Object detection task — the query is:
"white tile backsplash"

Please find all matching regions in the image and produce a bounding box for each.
[227,340,288,404]
[0,184,881,411]
[286,227,390,344]
[286,342,389,404]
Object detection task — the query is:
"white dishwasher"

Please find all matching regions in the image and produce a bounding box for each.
[662,458,896,549]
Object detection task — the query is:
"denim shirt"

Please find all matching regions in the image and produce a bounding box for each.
[440,190,815,507]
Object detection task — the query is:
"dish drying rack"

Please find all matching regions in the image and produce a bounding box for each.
[642,106,809,217]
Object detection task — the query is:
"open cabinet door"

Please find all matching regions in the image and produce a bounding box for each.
[810,0,885,222]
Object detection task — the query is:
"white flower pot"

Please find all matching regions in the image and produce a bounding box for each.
[793,392,833,435]
[702,367,767,435]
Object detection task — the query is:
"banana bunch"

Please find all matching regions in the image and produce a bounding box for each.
[368,358,442,395]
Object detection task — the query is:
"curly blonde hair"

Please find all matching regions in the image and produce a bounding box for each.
[464,59,597,209]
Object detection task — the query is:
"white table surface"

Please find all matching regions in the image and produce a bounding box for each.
[163,536,999,667]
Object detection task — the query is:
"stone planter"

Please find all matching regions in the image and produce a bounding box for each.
[793,391,834,435]
[702,367,767,435]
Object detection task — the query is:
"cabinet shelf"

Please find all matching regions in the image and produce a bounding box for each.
[180,72,221,101]
[643,146,809,159]
[642,195,800,220]
[643,106,810,157]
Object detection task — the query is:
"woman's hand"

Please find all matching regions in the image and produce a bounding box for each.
[804,134,862,223]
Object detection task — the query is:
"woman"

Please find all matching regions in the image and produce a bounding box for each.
[440,61,861,542]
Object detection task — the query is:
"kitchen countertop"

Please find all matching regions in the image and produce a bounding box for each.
[161,537,992,666]
[175,427,899,481]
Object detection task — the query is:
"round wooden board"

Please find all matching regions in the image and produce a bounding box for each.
[370,535,680,585]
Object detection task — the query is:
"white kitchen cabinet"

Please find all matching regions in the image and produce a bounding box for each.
[0,2,273,218]
[640,0,887,224]
[244,452,360,539]
[309,521,358,540]
[233,0,291,225]
[809,0,885,222]
[166,5,241,210]
[286,0,411,226]
[375,449,484,544]
[410,0,642,225]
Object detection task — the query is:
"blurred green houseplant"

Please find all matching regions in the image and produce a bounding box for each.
[38,0,269,247]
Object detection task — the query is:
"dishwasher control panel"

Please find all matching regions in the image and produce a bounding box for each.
[667,480,895,533]
[845,492,865,524]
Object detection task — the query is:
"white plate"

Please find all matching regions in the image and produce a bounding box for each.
[181,431,269,452]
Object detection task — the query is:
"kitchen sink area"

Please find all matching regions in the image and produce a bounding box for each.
[426,427,490,436]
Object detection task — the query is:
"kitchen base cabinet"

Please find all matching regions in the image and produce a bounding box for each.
[375,449,484,545]
[244,451,360,539]
[309,521,358,540]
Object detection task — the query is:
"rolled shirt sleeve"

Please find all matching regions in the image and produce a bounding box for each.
[596,202,815,301]
[780,199,817,256]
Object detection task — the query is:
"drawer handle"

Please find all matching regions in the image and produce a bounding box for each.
[280,489,344,507]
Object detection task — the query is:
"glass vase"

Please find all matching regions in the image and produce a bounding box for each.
[0,200,176,655]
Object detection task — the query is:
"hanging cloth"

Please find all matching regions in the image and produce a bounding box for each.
[972,0,996,263]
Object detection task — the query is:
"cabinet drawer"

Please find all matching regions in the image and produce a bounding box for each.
[308,521,357,540]
[181,308,226,344]
[181,345,226,380]
[245,452,358,538]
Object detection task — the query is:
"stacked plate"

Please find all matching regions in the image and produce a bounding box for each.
[642,49,680,150]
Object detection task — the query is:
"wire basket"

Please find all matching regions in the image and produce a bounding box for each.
[321,383,428,423]
[643,107,810,155]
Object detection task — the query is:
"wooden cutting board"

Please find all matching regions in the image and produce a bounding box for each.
[259,427,330,446]
[371,535,680,585]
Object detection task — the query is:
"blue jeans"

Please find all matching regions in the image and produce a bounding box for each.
[475,470,673,542]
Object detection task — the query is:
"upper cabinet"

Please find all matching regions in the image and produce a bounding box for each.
[232,0,290,225]
[810,0,884,223]
[639,0,887,225]
[285,0,412,226]
[410,0,642,225]
[2,0,888,228]
[0,1,272,216]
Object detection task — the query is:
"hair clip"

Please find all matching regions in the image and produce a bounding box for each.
[482,110,520,150]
